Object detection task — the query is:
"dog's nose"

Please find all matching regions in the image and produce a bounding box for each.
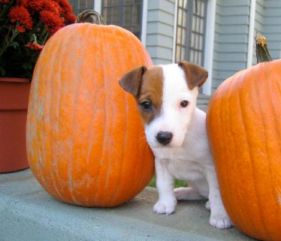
[156,131,173,145]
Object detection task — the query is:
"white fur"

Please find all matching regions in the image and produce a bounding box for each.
[146,64,232,229]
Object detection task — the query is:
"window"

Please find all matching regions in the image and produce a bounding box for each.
[102,0,143,38]
[175,0,207,66]
[69,0,95,14]
[68,0,143,38]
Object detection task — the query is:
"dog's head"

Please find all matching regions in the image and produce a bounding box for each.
[119,61,208,148]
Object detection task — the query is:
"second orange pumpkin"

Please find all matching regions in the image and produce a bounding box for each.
[27,23,154,207]
[207,59,281,240]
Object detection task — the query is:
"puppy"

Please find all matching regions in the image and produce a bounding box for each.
[119,61,231,229]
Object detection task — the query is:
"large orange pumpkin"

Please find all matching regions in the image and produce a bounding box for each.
[26,23,154,207]
[207,36,281,240]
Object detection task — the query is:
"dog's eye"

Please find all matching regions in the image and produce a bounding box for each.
[180,100,189,108]
[139,100,152,111]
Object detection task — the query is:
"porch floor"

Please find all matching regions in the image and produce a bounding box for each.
[0,169,254,241]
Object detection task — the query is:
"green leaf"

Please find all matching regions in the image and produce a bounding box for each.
[10,42,19,49]
[22,62,33,71]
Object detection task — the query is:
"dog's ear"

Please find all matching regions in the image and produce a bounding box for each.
[119,66,147,97]
[178,61,208,89]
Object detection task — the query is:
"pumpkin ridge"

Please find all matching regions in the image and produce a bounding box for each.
[84,33,103,205]
[215,75,248,229]
[94,25,113,205]
[105,27,123,206]
[252,65,275,239]
[263,63,281,235]
[31,48,48,192]
[50,27,76,203]
[107,31,128,206]
[240,68,271,238]
[234,74,262,235]
[87,26,106,205]
[29,48,48,193]
[223,75,246,227]
[86,26,106,205]
[50,29,73,202]
[68,26,94,205]
[74,26,96,204]
[43,34,67,201]
[80,25,105,205]
[101,27,114,204]
[46,41,61,200]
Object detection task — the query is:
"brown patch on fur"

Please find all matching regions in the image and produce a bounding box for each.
[119,66,147,97]
[138,67,163,124]
[178,61,208,89]
[119,66,163,124]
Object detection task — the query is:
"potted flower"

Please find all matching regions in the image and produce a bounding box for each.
[0,0,76,173]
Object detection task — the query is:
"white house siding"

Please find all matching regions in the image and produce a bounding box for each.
[211,0,251,91]
[255,0,264,34]
[237,0,281,65]
[263,0,281,59]
[252,0,265,65]
[146,0,176,64]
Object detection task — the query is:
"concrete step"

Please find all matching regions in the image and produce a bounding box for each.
[0,170,255,241]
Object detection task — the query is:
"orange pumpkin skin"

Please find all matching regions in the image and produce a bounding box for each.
[207,60,281,240]
[27,23,154,207]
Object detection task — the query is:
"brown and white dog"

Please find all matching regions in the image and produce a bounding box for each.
[119,61,231,229]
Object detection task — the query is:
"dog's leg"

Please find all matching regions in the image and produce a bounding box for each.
[153,158,176,215]
[175,178,209,201]
[205,165,232,229]
[174,187,204,201]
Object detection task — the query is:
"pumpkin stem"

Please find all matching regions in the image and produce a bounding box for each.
[256,34,272,63]
[76,9,105,24]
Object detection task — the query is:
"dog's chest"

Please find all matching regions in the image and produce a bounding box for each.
[167,158,204,181]
[154,148,205,181]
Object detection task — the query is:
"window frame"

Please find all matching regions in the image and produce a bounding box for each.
[101,0,143,39]
[175,0,208,66]
[70,0,147,44]
[70,0,95,14]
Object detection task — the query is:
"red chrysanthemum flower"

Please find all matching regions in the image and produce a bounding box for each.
[0,0,75,78]
[9,6,33,30]
[25,42,44,51]
[26,0,45,12]
[50,0,76,24]
[54,0,71,9]
[43,1,62,16]
[40,10,63,33]
[16,0,28,7]
[16,25,25,32]
[54,0,73,15]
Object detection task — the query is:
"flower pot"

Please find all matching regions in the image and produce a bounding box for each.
[0,77,30,173]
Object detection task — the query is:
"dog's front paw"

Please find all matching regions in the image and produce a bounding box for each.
[153,198,176,215]
[209,213,232,229]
